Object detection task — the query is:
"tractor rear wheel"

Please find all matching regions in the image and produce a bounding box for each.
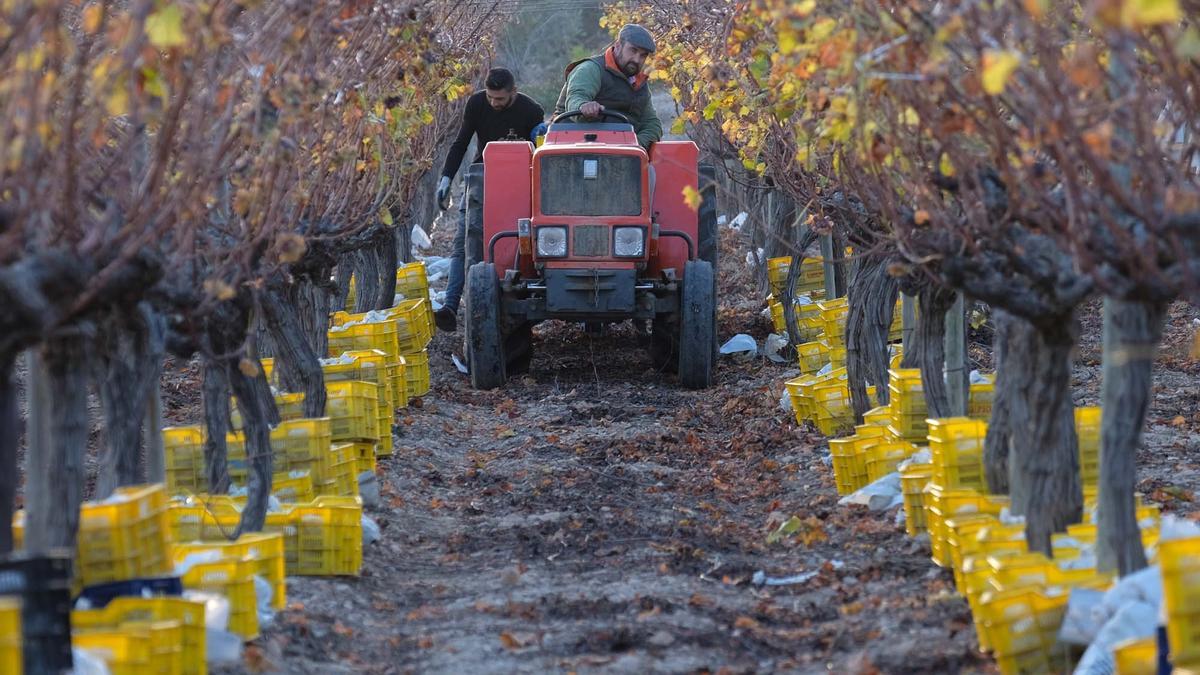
[466,262,505,389]
[678,259,716,389]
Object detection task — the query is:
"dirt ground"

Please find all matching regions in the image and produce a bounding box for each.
[176,220,1200,674]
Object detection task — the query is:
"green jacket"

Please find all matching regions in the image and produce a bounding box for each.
[560,52,663,150]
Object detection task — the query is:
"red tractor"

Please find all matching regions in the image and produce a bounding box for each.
[464,110,718,389]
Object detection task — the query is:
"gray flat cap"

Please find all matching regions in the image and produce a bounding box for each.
[619,24,656,52]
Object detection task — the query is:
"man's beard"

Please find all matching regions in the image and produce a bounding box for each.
[621,62,640,77]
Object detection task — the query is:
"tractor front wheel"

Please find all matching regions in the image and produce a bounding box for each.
[466,262,506,389]
[678,259,716,389]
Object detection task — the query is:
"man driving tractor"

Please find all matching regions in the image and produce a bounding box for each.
[554,23,663,151]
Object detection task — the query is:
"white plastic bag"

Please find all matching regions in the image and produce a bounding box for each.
[719,334,757,355]
[838,473,903,511]
[72,648,112,675]
[254,575,275,628]
[764,333,790,363]
[411,224,433,250]
[362,514,382,546]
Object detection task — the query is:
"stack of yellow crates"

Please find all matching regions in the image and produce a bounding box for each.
[165,494,364,577]
[173,533,287,613]
[0,599,19,675]
[395,261,434,333]
[1160,536,1200,670]
[326,380,381,474]
[230,392,305,430]
[887,368,928,442]
[323,348,399,456]
[74,485,171,588]
[766,256,825,296]
[1076,407,1100,486]
[72,597,207,675]
[926,418,988,490]
[899,460,934,535]
[163,427,206,494]
[795,341,830,374]
[393,262,434,400]
[226,418,332,490]
[816,298,849,370]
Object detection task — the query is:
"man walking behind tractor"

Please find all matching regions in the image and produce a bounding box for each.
[435,67,544,333]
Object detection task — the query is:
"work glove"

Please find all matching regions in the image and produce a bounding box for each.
[436,176,451,211]
[530,122,548,142]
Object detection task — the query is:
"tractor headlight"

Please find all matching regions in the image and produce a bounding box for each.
[613,227,645,257]
[536,226,567,257]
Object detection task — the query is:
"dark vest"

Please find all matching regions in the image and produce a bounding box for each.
[553,53,651,118]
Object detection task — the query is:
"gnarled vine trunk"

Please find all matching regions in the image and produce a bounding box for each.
[0,356,18,554]
[264,283,327,418]
[376,228,398,309]
[915,285,956,419]
[984,309,1017,494]
[93,303,167,498]
[202,356,233,495]
[1096,298,1164,575]
[25,333,90,553]
[352,247,382,313]
[845,254,900,420]
[1006,314,1083,555]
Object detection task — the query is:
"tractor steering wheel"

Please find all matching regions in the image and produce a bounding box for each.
[551,109,632,126]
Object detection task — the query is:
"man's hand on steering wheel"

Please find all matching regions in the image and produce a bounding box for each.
[580,101,604,117]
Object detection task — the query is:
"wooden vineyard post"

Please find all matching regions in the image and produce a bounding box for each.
[944,292,967,417]
[901,293,915,356]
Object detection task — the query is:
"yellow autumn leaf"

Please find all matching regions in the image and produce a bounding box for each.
[82,3,104,34]
[681,185,701,211]
[939,153,956,177]
[238,358,261,378]
[379,207,394,227]
[1122,0,1182,26]
[981,49,1022,95]
[145,4,186,48]
[203,278,237,301]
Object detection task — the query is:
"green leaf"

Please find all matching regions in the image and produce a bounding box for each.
[146,4,186,48]
[670,115,687,135]
[766,516,802,544]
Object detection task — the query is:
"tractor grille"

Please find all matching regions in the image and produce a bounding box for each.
[572,226,608,257]
[539,154,641,216]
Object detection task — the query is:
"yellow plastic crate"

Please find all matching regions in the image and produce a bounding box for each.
[226,422,334,485]
[163,427,205,471]
[328,313,400,359]
[322,349,398,411]
[320,458,360,498]
[173,533,286,611]
[864,441,915,482]
[230,392,305,431]
[769,300,785,333]
[181,557,259,639]
[326,380,381,441]
[0,598,20,675]
[968,378,995,418]
[864,406,891,426]
[77,484,171,586]
[943,513,999,589]
[767,256,824,296]
[293,502,363,576]
[335,441,377,474]
[927,417,988,490]
[271,470,315,504]
[395,262,430,300]
[1112,636,1157,675]
[402,350,431,399]
[767,256,791,296]
[73,630,153,675]
[71,597,206,675]
[384,299,432,353]
[827,342,847,371]
[1162,537,1200,663]
[899,464,933,536]
[829,436,872,495]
